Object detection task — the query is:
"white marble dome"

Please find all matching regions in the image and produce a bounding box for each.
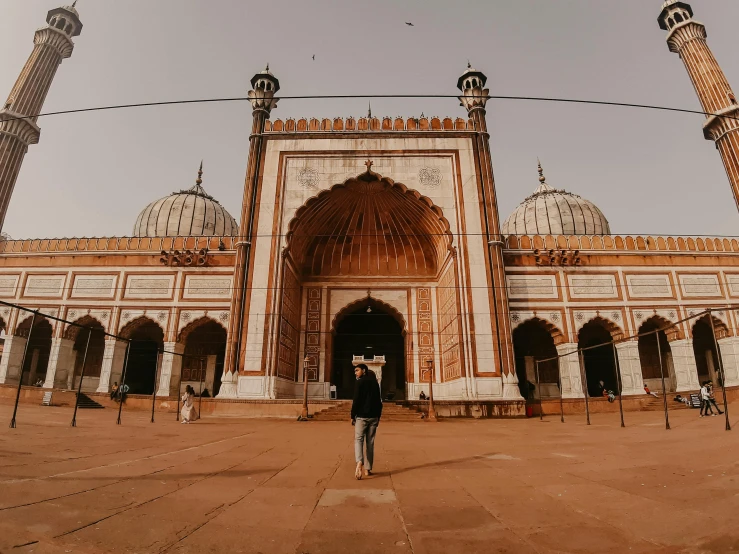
[502,163,610,236]
[133,164,238,237]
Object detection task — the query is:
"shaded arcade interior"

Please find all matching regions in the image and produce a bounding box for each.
[331,299,406,400]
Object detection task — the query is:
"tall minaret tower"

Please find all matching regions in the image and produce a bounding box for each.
[457,64,521,399]
[0,3,83,231]
[658,1,739,210]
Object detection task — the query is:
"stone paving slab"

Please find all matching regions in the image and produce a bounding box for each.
[1,402,739,553]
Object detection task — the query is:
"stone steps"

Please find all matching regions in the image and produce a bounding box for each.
[312,402,425,422]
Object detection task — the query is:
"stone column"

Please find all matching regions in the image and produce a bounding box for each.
[556,343,584,399]
[96,339,126,393]
[0,335,27,383]
[45,337,75,388]
[157,342,184,397]
[717,337,739,387]
[204,354,217,394]
[615,341,644,396]
[669,339,701,392]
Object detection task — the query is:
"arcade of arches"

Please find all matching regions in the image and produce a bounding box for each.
[512,314,738,398]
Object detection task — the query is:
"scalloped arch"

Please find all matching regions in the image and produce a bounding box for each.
[177,315,227,344]
[512,316,566,346]
[331,296,407,338]
[285,170,453,277]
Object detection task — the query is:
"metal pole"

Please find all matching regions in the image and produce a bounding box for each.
[708,313,731,431]
[300,356,309,421]
[612,343,626,428]
[578,350,591,425]
[9,311,38,428]
[151,349,161,423]
[70,328,92,427]
[558,359,565,423]
[198,358,204,419]
[427,359,437,421]
[535,359,543,421]
[655,330,671,431]
[175,359,183,421]
[116,341,131,425]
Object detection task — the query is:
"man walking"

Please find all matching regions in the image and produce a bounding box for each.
[700,381,715,417]
[351,363,383,480]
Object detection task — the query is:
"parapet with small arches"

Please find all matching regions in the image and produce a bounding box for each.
[264,116,475,134]
[0,235,237,254]
[504,234,739,254]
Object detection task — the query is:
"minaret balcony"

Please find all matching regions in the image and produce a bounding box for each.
[703,106,739,141]
[0,110,41,146]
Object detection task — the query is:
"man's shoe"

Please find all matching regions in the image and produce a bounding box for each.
[364,468,372,477]
[355,462,363,480]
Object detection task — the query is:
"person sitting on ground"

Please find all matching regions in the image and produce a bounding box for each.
[34,378,44,387]
[419,391,427,400]
[110,381,119,400]
[644,384,659,398]
[181,384,197,424]
[118,383,129,403]
[201,388,210,398]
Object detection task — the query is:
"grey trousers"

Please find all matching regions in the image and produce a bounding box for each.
[354,417,379,470]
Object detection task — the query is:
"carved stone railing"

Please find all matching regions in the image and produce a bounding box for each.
[265,116,474,133]
[504,234,739,254]
[0,235,237,254]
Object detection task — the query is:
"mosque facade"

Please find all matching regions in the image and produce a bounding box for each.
[1,1,739,405]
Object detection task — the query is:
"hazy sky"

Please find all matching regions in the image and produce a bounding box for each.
[2,0,739,239]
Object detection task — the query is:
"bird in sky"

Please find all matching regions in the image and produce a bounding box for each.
[312,54,315,60]
[405,22,414,26]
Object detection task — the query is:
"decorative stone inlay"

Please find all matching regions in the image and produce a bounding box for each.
[182,311,191,322]
[298,167,319,189]
[635,311,644,321]
[101,312,109,320]
[510,313,521,323]
[551,312,560,323]
[418,167,442,188]
[157,311,167,322]
[68,310,77,320]
[611,311,620,321]
[575,312,584,321]
[219,311,229,323]
[122,312,132,321]
[669,310,677,319]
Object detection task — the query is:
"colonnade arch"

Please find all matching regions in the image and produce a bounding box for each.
[15,315,53,386]
[119,316,164,395]
[637,316,676,392]
[64,316,106,391]
[691,315,729,387]
[577,317,622,397]
[512,317,563,398]
[178,317,228,397]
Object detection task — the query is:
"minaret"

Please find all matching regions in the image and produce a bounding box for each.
[219,66,279,398]
[0,2,82,231]
[658,1,739,210]
[457,64,520,399]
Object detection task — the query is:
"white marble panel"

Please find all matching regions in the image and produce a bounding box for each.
[679,274,721,297]
[24,274,66,297]
[506,275,558,299]
[183,275,233,299]
[0,274,19,297]
[71,275,117,299]
[568,275,618,299]
[125,275,174,299]
[625,274,672,298]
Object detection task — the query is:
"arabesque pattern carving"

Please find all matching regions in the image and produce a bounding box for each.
[303,287,321,381]
[276,263,301,380]
[437,263,463,381]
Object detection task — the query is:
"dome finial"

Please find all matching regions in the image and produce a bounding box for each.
[537,158,546,183]
[196,160,203,186]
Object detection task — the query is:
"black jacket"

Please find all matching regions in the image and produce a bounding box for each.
[351,371,383,420]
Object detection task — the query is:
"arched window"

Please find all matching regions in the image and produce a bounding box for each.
[674,13,684,23]
[56,18,66,30]
[667,17,675,28]
[66,24,73,33]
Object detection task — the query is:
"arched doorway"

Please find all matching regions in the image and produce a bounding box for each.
[180,318,227,397]
[578,319,619,397]
[16,317,53,386]
[65,317,106,392]
[121,318,164,395]
[331,299,406,400]
[638,318,674,393]
[512,319,561,399]
[692,316,724,386]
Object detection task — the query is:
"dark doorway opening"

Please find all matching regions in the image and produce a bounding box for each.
[692,318,720,386]
[332,301,405,400]
[512,319,559,399]
[126,320,164,395]
[638,318,674,392]
[578,321,618,397]
[19,319,53,386]
[182,320,227,397]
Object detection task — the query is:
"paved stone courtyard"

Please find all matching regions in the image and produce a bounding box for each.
[1,404,738,554]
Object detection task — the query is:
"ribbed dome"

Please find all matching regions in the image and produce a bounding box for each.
[502,163,610,236]
[133,164,238,238]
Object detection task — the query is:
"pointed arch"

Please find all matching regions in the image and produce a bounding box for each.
[15,313,51,337]
[578,316,624,342]
[638,315,683,342]
[118,315,165,340]
[511,316,566,346]
[64,315,106,341]
[690,313,730,339]
[285,169,453,277]
[331,296,407,337]
[178,315,228,344]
